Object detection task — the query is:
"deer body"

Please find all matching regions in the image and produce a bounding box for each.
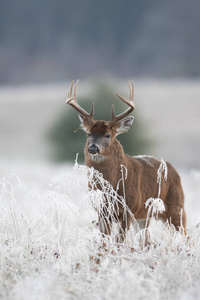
[85,125,186,236]
[66,80,186,240]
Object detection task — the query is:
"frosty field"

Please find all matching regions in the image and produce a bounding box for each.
[0,158,200,300]
[0,79,200,299]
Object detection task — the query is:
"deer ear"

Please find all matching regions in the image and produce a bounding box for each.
[78,114,87,132]
[116,116,134,136]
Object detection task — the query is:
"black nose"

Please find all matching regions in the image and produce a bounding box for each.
[88,144,99,154]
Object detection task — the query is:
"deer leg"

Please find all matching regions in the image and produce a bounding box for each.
[164,186,187,235]
[138,218,151,247]
[98,215,111,236]
[166,208,187,234]
[117,213,132,243]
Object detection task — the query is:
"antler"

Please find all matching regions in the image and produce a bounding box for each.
[108,80,135,126]
[66,80,94,120]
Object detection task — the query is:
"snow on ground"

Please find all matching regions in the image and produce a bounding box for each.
[0,159,200,300]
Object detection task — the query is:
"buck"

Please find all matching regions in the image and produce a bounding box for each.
[66,80,187,241]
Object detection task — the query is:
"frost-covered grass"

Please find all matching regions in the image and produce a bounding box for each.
[1,161,200,300]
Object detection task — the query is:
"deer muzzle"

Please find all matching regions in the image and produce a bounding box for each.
[88,144,100,155]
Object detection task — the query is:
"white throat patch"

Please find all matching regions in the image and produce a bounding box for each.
[90,155,107,163]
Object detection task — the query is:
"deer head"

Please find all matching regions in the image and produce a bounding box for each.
[66,80,135,159]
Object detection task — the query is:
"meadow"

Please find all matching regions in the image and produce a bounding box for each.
[0,158,200,300]
[0,80,200,299]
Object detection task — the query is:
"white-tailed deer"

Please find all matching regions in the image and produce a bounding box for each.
[66,80,187,241]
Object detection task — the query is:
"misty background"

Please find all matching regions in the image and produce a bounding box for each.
[0,0,200,174]
[1,0,200,84]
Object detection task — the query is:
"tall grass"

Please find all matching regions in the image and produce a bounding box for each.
[0,161,200,300]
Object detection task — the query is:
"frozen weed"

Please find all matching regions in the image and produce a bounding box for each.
[0,161,200,300]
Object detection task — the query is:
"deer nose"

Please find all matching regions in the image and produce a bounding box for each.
[88,144,100,155]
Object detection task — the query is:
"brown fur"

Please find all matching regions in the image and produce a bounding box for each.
[84,121,186,239]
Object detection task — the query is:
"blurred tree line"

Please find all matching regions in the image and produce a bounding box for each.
[1,0,200,84]
[48,81,152,162]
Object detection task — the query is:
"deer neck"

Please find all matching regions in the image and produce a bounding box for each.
[85,139,127,183]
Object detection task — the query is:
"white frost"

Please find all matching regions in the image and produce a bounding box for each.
[0,160,200,300]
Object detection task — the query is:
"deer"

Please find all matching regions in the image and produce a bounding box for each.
[66,80,187,243]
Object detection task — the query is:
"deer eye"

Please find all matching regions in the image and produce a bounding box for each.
[87,133,91,138]
[105,133,111,138]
